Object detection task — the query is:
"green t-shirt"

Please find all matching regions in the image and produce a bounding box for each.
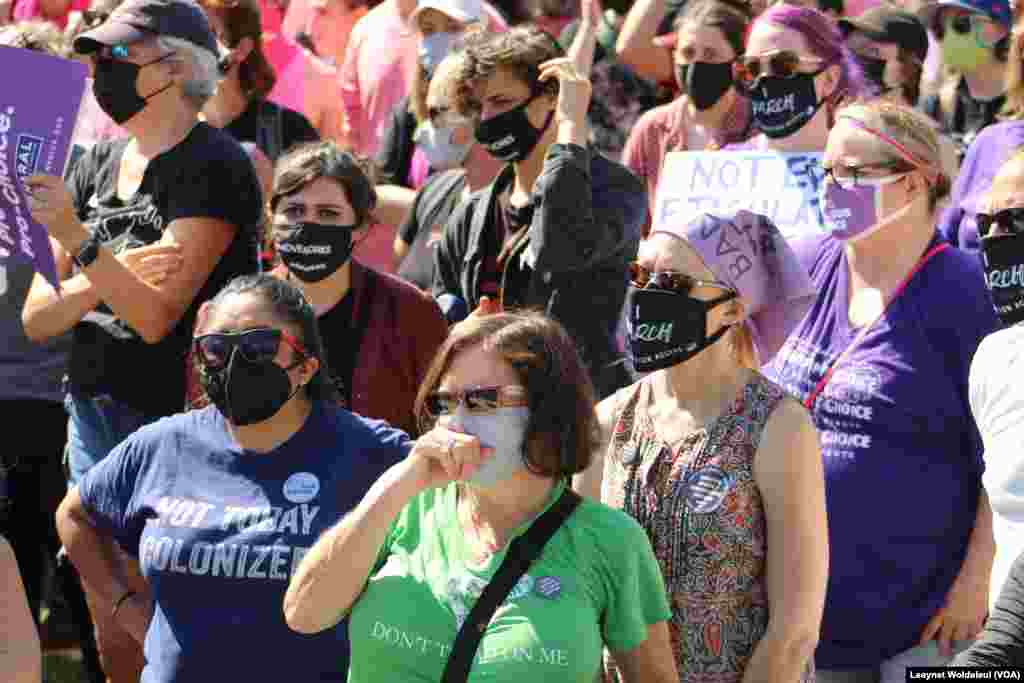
[347,479,672,682]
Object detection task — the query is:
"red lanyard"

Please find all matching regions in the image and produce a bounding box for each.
[803,242,950,410]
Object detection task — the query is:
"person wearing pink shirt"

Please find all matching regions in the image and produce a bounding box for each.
[282,0,366,67]
[339,0,506,158]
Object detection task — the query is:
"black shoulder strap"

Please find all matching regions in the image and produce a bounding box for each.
[441,487,581,683]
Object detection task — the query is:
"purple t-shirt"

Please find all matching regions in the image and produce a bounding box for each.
[938,121,1024,252]
[763,233,998,668]
[77,401,410,683]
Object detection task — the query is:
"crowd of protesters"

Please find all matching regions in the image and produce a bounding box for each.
[4,0,1024,679]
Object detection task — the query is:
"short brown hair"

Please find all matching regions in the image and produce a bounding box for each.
[454,25,564,116]
[201,0,276,99]
[413,311,600,478]
[270,141,378,227]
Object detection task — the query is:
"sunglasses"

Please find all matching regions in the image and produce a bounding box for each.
[733,50,827,91]
[977,207,1024,238]
[935,10,1005,47]
[193,328,307,371]
[424,385,528,417]
[629,262,732,295]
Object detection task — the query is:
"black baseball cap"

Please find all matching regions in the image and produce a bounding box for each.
[73,0,218,57]
[838,4,929,62]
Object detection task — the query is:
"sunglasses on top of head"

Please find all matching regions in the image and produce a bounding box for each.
[193,328,307,371]
[629,262,734,296]
[732,50,828,92]
[977,207,1024,238]
[424,385,529,417]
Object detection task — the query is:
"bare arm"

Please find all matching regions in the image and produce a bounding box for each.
[611,621,679,683]
[373,184,416,228]
[573,391,615,499]
[24,174,236,344]
[0,538,41,683]
[615,0,673,86]
[284,457,426,633]
[567,0,602,79]
[744,398,828,683]
[56,487,152,645]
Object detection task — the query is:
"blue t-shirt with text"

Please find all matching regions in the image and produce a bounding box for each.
[78,402,410,683]
[764,233,998,667]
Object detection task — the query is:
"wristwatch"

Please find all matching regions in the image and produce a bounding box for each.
[72,234,102,269]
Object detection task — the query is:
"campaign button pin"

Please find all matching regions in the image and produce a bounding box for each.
[534,576,561,600]
[283,472,320,504]
[621,442,639,464]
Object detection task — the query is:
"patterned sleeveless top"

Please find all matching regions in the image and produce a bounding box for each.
[602,374,813,683]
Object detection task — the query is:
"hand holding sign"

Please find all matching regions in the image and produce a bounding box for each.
[25,174,79,247]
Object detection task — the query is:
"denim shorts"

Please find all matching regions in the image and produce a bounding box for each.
[64,392,153,486]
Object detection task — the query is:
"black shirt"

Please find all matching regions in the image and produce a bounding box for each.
[397,170,467,290]
[314,289,356,407]
[224,98,320,162]
[66,123,263,417]
[375,95,420,188]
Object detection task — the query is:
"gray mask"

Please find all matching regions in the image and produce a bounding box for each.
[414,119,474,170]
[453,405,531,487]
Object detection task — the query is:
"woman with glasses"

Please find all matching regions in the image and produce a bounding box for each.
[918,0,1011,165]
[622,0,753,236]
[263,140,448,437]
[938,10,1024,253]
[576,209,827,683]
[764,99,999,682]
[57,273,411,683]
[728,3,867,153]
[285,311,679,682]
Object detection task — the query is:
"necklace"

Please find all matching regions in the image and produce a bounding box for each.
[458,487,503,562]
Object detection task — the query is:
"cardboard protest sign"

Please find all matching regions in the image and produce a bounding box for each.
[653,151,826,241]
[0,45,88,289]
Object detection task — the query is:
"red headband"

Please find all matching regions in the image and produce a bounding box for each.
[838,115,940,184]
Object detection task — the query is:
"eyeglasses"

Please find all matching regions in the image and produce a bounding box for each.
[977,207,1024,238]
[193,328,307,370]
[821,162,912,190]
[733,50,826,91]
[628,262,732,295]
[424,385,528,417]
[935,10,1006,47]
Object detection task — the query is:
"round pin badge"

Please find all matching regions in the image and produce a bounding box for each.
[283,472,320,504]
[621,442,639,464]
[534,575,562,600]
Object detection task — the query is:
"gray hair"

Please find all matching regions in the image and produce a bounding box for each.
[154,36,221,109]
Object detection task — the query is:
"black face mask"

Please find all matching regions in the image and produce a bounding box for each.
[626,285,736,373]
[748,70,825,139]
[854,54,888,93]
[475,92,555,162]
[92,53,175,125]
[202,348,300,426]
[676,61,734,111]
[981,232,1024,326]
[275,222,354,283]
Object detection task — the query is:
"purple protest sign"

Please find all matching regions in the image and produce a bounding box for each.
[0,45,88,289]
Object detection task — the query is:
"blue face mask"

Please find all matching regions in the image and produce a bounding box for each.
[450,405,531,488]
[418,31,457,76]
[414,119,474,170]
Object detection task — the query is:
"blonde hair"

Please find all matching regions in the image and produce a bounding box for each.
[835,100,951,210]
[731,324,759,370]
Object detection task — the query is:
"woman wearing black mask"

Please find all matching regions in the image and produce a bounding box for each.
[57,273,412,683]
[727,4,867,153]
[433,25,646,399]
[22,1,263,679]
[575,209,828,683]
[622,0,754,236]
[267,141,448,436]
